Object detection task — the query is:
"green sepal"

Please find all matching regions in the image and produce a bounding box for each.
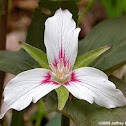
[56,86,69,110]
[73,45,111,69]
[19,41,49,69]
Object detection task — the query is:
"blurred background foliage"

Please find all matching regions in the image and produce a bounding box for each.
[100,0,126,18]
[0,0,126,126]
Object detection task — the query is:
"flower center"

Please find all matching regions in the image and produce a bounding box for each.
[50,58,71,83]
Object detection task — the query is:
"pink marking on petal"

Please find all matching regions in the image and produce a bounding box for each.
[64,72,80,86]
[52,44,71,68]
[42,73,51,83]
[71,72,79,82]
[53,58,58,68]
[59,45,68,66]
[41,72,58,85]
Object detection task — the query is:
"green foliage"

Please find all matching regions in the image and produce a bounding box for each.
[45,76,126,126]
[105,61,126,75]
[56,86,69,110]
[100,0,126,18]
[29,101,47,126]
[35,101,47,126]
[61,115,70,126]
[0,50,39,75]
[10,111,24,126]
[79,16,126,74]
[74,45,110,69]
[46,113,61,126]
[19,42,49,69]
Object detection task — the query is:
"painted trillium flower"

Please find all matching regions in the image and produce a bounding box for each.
[0,8,126,119]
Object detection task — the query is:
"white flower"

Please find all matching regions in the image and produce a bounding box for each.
[0,8,126,119]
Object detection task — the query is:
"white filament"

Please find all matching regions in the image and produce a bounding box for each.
[50,58,71,83]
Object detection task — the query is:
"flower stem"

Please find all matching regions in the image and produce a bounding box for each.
[61,115,70,126]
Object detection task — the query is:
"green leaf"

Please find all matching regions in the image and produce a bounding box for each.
[10,111,24,126]
[100,0,126,18]
[0,50,39,75]
[35,101,47,126]
[46,113,61,126]
[105,61,126,75]
[19,41,49,69]
[45,76,126,126]
[56,86,69,110]
[61,115,70,126]
[73,45,110,69]
[78,16,126,74]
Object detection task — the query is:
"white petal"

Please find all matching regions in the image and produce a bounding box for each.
[44,8,80,67]
[64,67,126,108]
[0,68,60,119]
